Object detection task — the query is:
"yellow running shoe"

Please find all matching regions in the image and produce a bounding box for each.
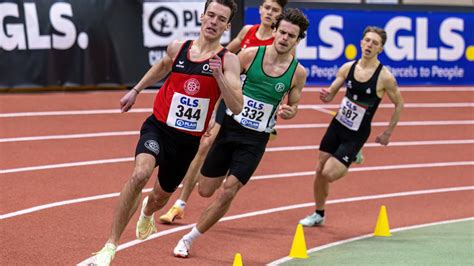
[159,206,184,224]
[136,196,157,240]
[91,243,116,266]
[269,128,277,141]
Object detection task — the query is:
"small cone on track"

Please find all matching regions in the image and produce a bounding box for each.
[374,205,392,237]
[289,224,309,259]
[233,253,243,266]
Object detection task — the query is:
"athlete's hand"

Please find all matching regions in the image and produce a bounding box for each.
[209,53,223,78]
[375,132,391,146]
[120,89,138,113]
[278,104,297,119]
[320,88,332,103]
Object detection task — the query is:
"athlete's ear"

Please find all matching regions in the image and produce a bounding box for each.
[200,13,203,22]
[226,22,231,31]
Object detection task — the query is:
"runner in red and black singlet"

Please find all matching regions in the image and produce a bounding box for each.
[153,40,227,137]
[91,1,243,264]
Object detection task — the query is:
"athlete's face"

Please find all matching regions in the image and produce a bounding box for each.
[273,20,300,54]
[201,2,231,40]
[259,0,283,27]
[360,32,383,59]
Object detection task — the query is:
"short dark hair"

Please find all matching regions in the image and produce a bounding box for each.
[271,0,288,9]
[363,26,387,46]
[204,0,238,23]
[272,8,310,39]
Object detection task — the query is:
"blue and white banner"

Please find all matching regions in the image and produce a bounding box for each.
[245,8,474,86]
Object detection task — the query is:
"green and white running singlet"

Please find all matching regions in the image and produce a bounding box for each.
[228,46,298,133]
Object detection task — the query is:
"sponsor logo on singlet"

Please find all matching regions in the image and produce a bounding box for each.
[176,60,185,68]
[184,78,200,95]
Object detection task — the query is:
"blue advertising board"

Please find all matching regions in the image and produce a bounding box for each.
[245,8,473,86]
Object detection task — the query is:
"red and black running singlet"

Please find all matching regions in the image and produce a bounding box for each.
[153,40,227,137]
[240,24,274,49]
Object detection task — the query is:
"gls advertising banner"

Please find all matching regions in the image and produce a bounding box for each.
[246,8,473,86]
[0,0,227,89]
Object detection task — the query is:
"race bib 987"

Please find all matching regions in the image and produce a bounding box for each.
[335,96,366,131]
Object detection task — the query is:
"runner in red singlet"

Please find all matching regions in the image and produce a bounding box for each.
[90,1,242,265]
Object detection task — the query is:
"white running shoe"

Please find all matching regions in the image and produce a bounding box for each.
[173,237,192,258]
[299,212,325,227]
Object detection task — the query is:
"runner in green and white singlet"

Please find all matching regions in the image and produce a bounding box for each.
[228,45,298,133]
[174,9,310,258]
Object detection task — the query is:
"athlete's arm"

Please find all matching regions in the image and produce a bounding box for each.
[278,64,307,119]
[320,61,352,103]
[120,40,181,112]
[375,68,404,145]
[237,46,258,73]
[210,52,243,115]
[226,25,252,53]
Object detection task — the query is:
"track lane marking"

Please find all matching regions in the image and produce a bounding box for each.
[1,161,472,219]
[76,186,474,265]
[1,120,473,142]
[268,216,474,265]
[1,140,473,174]
[1,103,472,118]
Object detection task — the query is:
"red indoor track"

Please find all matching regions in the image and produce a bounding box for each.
[1,87,473,265]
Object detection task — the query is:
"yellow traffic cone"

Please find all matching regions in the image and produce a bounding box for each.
[374,205,392,237]
[289,224,309,259]
[233,253,243,266]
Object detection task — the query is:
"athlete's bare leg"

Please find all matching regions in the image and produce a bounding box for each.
[106,153,156,245]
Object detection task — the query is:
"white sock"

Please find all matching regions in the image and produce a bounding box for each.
[175,199,187,209]
[184,226,202,242]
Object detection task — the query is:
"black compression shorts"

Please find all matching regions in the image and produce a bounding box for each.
[201,115,269,185]
[135,115,200,192]
[319,118,370,167]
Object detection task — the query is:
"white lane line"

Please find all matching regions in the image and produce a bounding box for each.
[0,131,139,143]
[1,120,473,143]
[76,186,474,265]
[300,103,474,110]
[277,120,474,129]
[1,161,472,220]
[303,87,474,92]
[1,140,473,174]
[1,102,472,118]
[268,216,474,265]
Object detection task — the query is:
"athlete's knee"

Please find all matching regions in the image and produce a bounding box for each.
[130,167,153,189]
[217,187,238,205]
[198,183,216,198]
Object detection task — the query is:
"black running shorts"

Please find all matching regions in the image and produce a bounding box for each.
[135,115,200,192]
[319,118,370,167]
[201,116,269,185]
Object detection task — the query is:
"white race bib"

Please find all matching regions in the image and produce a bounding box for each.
[228,95,274,132]
[335,96,366,131]
[167,92,209,132]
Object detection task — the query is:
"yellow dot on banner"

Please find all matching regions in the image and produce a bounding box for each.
[345,44,357,60]
[466,46,474,61]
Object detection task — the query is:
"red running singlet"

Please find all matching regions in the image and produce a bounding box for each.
[153,40,227,137]
[240,24,274,49]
